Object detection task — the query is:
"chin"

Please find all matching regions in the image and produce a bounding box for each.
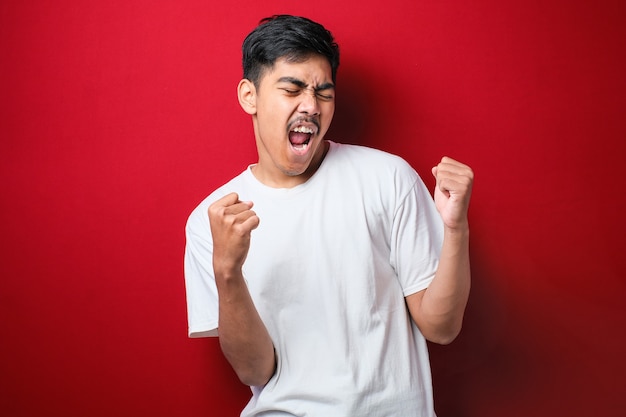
[282,165,309,177]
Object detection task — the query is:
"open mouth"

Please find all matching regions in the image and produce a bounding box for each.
[288,125,314,153]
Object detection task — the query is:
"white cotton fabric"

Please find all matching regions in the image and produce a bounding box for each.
[184,141,443,417]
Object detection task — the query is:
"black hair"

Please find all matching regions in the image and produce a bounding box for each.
[242,15,340,87]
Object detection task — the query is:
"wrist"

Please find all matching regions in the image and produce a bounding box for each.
[213,260,245,283]
[443,222,470,240]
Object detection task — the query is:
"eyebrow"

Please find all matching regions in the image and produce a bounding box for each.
[276,76,335,91]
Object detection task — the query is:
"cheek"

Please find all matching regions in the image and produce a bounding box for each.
[257,108,282,129]
[327,103,335,119]
[259,100,292,123]
[256,108,290,142]
[321,104,335,127]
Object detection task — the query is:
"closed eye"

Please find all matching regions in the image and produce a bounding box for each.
[280,88,333,101]
[277,77,335,101]
[316,91,334,101]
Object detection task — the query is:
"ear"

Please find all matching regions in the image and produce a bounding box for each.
[238,79,257,115]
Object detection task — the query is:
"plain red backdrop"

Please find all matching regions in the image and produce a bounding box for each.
[1,1,624,416]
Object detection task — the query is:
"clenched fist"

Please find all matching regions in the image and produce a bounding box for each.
[431,157,474,231]
[208,192,260,276]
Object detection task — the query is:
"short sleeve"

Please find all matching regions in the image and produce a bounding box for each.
[389,174,444,297]
[184,202,219,337]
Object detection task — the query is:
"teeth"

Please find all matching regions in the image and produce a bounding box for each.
[292,126,314,134]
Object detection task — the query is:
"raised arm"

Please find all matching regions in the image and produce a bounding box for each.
[406,157,473,345]
[208,192,276,386]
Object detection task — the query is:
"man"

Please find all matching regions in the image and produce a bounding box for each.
[185,14,473,416]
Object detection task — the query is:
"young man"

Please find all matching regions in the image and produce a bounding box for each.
[185,15,473,416]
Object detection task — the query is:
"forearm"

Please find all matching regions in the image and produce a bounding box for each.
[412,226,471,344]
[216,269,276,386]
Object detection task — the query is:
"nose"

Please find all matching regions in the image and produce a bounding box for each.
[297,89,320,116]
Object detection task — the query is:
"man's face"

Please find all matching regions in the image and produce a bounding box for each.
[245,54,335,188]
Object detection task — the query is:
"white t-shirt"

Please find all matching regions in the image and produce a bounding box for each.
[184,141,444,416]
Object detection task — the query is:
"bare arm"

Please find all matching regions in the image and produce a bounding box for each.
[208,193,275,386]
[406,157,473,345]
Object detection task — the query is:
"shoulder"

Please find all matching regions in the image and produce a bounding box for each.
[327,142,418,183]
[330,141,405,162]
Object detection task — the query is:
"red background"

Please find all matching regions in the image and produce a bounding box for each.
[1,1,625,416]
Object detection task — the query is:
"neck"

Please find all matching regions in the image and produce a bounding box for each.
[252,141,330,188]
